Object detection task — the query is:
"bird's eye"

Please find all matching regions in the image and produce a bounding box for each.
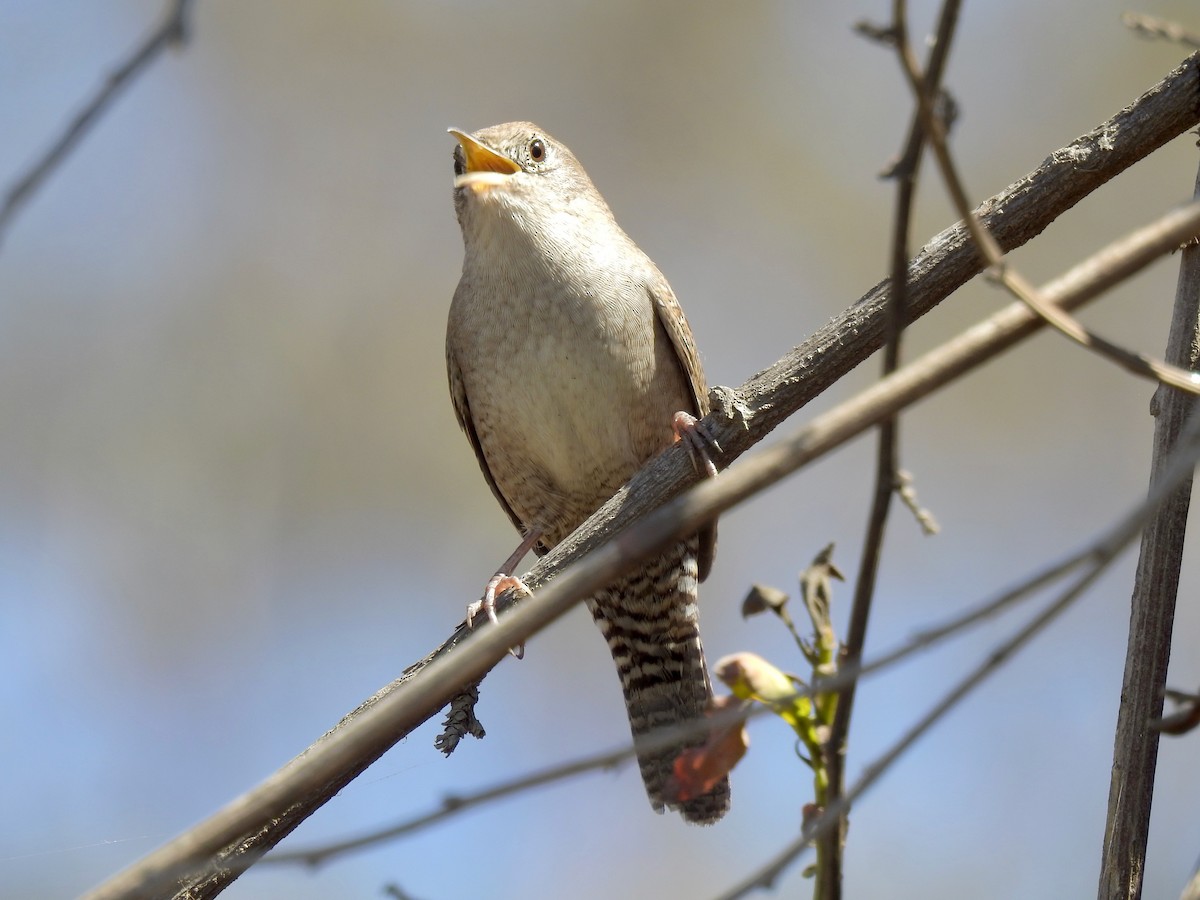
[529,138,546,162]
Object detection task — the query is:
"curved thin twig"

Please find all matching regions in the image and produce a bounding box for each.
[895,31,1200,395]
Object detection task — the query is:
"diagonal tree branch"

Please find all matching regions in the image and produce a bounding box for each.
[81,53,1200,900]
[0,0,195,248]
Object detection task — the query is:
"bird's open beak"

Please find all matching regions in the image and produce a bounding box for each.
[448,128,521,190]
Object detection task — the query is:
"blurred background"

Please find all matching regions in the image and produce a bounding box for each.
[3,1,1199,897]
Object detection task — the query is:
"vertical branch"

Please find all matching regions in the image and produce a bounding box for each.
[1098,163,1200,898]
[817,4,961,898]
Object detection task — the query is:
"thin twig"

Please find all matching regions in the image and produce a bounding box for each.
[894,469,939,535]
[266,529,1091,868]
[1123,12,1200,49]
[1098,158,1200,900]
[896,29,1200,396]
[820,3,961,897]
[270,531,1113,870]
[266,745,634,866]
[719,578,1099,899]
[716,404,1200,899]
[0,0,194,247]
[80,63,1200,897]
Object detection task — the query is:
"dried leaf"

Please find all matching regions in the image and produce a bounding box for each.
[665,696,750,803]
[742,583,790,618]
[434,683,486,755]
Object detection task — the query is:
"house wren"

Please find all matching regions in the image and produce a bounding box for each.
[446,122,729,824]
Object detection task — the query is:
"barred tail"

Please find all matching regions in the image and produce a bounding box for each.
[588,537,731,824]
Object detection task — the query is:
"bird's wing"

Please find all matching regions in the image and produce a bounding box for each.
[648,275,718,580]
[446,341,527,536]
[648,276,709,417]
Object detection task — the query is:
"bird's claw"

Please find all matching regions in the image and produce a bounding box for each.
[466,573,531,659]
[672,411,720,478]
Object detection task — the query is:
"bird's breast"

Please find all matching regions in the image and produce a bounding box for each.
[449,264,685,535]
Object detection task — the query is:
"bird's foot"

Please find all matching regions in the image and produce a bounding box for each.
[467,574,532,659]
[672,411,720,478]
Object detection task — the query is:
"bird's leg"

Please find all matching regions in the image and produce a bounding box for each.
[672,411,720,479]
[466,525,543,659]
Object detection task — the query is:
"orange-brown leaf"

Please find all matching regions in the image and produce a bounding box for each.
[663,697,750,803]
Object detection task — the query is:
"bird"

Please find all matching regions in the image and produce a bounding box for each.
[445,121,730,824]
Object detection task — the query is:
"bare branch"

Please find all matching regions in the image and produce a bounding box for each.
[895,27,1200,395]
[263,514,1113,869]
[1098,158,1200,900]
[266,744,636,867]
[263,540,1082,867]
[80,55,1200,900]
[894,469,940,535]
[1123,12,1200,49]
[717,402,1200,899]
[0,0,194,247]
[820,3,962,896]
